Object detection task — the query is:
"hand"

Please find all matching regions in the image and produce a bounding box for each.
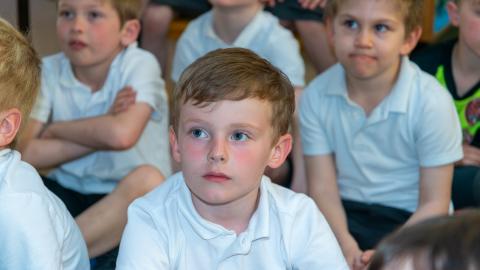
[342,242,364,270]
[109,86,137,115]
[456,144,480,166]
[355,249,375,270]
[260,0,283,7]
[39,125,54,139]
[298,0,328,9]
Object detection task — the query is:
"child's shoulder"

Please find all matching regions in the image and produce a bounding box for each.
[131,172,185,214]
[262,178,319,218]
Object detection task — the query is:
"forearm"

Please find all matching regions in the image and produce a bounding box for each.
[405,200,450,227]
[22,138,93,169]
[47,103,152,150]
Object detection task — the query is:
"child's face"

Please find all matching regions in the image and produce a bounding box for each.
[330,0,419,81]
[56,0,126,70]
[451,0,480,58]
[171,98,289,211]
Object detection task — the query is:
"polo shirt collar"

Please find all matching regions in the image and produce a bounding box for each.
[204,9,265,47]
[325,57,413,115]
[58,43,136,92]
[179,174,270,241]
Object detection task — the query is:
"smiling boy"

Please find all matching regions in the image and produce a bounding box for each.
[116,48,348,270]
[300,0,463,269]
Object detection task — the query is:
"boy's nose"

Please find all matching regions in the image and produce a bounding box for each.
[354,30,373,48]
[70,17,86,33]
[207,139,228,163]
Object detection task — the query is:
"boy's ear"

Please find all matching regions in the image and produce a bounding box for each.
[120,19,141,47]
[267,134,292,169]
[446,1,460,27]
[0,108,21,147]
[400,26,422,56]
[169,126,182,163]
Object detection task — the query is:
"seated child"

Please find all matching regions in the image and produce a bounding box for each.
[170,0,307,192]
[0,18,89,269]
[300,0,463,268]
[369,209,480,270]
[116,48,349,269]
[412,0,480,210]
[19,0,171,259]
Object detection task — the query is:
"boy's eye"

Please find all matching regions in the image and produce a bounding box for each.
[191,128,208,139]
[344,19,359,30]
[87,11,103,20]
[374,24,389,33]
[230,132,249,142]
[59,10,74,20]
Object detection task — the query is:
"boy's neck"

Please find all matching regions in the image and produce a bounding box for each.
[212,3,263,44]
[192,186,260,234]
[346,58,402,116]
[71,46,123,92]
[451,41,480,97]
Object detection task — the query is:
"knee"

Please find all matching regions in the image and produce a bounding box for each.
[120,165,166,200]
[142,5,174,31]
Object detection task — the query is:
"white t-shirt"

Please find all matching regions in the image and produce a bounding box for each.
[172,10,305,87]
[300,57,463,212]
[31,43,172,194]
[0,149,89,270]
[116,172,348,270]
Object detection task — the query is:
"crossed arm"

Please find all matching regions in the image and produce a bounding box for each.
[261,0,327,9]
[306,154,453,270]
[19,87,150,169]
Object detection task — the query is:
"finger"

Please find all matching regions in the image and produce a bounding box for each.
[361,250,375,264]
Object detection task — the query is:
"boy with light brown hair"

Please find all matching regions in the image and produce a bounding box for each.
[116,48,348,270]
[0,17,89,269]
[300,0,463,269]
[19,0,171,262]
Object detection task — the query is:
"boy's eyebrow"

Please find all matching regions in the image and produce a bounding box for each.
[183,119,263,132]
[337,13,400,24]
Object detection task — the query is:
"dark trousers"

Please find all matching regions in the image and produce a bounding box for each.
[343,199,412,250]
[452,166,480,209]
[42,176,106,217]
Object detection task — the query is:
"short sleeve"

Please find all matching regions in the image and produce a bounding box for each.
[0,195,62,269]
[289,198,349,269]
[122,51,167,116]
[299,83,332,155]
[415,82,463,167]
[116,201,170,270]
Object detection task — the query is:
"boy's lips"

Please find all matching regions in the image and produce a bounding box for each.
[202,172,231,183]
[349,53,376,62]
[69,40,87,50]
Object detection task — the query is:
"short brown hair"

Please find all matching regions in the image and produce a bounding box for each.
[369,210,480,270]
[173,48,295,144]
[0,18,40,147]
[108,0,142,25]
[324,0,424,35]
[56,0,142,25]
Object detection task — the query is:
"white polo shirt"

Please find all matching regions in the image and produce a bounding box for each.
[0,149,89,270]
[171,9,305,87]
[31,43,172,194]
[116,172,348,270]
[300,57,463,213]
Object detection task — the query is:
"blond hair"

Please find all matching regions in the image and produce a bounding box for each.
[324,0,424,35]
[173,48,295,144]
[0,18,40,147]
